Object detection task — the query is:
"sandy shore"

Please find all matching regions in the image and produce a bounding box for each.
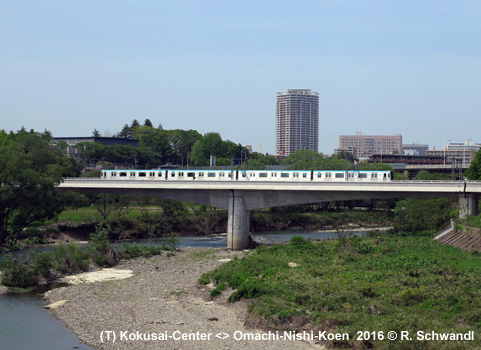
[44,248,318,350]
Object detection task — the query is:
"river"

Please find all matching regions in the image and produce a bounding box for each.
[0,228,372,350]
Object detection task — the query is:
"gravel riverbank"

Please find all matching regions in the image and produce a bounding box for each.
[44,248,317,350]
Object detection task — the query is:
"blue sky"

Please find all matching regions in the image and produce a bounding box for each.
[1,0,480,154]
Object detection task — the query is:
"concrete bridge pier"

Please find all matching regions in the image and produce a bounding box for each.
[459,193,479,218]
[227,191,250,251]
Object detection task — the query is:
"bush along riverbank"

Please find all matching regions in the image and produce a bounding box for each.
[200,233,481,350]
[0,225,179,290]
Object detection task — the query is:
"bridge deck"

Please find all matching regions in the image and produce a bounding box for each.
[59,179,480,194]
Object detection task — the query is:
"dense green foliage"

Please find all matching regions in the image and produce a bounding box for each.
[392,198,453,234]
[0,130,77,246]
[189,132,243,166]
[202,235,481,349]
[412,170,448,180]
[465,148,481,180]
[75,141,161,169]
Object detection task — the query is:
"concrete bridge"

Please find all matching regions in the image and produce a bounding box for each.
[59,179,481,250]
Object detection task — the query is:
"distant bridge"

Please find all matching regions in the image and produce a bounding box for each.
[59,179,480,250]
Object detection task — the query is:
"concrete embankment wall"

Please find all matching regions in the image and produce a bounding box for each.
[436,225,481,251]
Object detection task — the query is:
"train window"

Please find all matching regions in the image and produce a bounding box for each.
[220,172,224,177]
[259,173,267,178]
[302,173,307,178]
[208,172,216,177]
[149,172,155,176]
[335,173,344,178]
[158,172,162,177]
[130,172,136,177]
[242,172,247,177]
[317,173,322,178]
[250,173,255,177]
[120,172,127,177]
[228,172,232,177]
[199,172,204,177]
[281,173,289,178]
[359,173,367,178]
[187,172,195,177]
[171,172,175,177]
[139,172,146,177]
[271,173,276,177]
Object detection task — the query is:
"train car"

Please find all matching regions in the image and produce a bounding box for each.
[101,169,391,182]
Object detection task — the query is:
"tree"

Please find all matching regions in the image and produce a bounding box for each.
[118,124,132,139]
[465,149,481,180]
[144,119,153,127]
[393,198,452,233]
[282,149,333,170]
[358,162,392,171]
[0,131,67,247]
[412,170,447,181]
[130,119,140,130]
[92,129,101,137]
[189,133,226,166]
[164,129,202,165]
[117,119,141,139]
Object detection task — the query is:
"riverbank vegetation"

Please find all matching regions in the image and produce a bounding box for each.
[201,234,481,349]
[0,224,178,289]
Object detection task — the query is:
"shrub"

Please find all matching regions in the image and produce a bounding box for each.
[209,283,226,299]
[289,235,312,248]
[119,242,163,260]
[89,224,116,267]
[164,233,180,251]
[120,243,142,259]
[0,255,37,288]
[229,278,267,302]
[30,250,53,278]
[53,244,90,274]
[198,273,210,285]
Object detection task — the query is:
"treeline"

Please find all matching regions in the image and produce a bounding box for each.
[81,119,254,167]
[79,118,396,170]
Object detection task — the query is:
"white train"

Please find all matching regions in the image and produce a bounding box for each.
[101,169,392,182]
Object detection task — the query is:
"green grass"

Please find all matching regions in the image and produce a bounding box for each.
[202,235,481,349]
[54,206,146,222]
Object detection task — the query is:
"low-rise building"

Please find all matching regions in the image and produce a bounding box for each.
[426,140,480,166]
[337,132,402,158]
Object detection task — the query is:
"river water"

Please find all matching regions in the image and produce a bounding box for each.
[0,287,93,350]
[0,228,370,350]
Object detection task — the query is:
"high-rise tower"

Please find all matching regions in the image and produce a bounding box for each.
[276,89,319,156]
